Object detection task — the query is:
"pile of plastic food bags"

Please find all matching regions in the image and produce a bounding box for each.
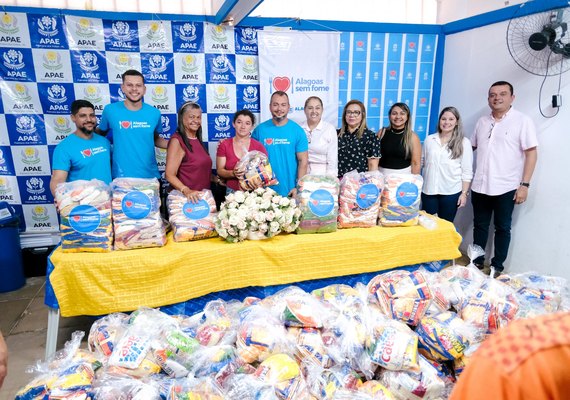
[54,179,113,252]
[167,189,218,242]
[338,170,384,228]
[111,178,166,250]
[296,175,340,234]
[235,151,279,190]
[379,174,423,227]
[17,246,570,400]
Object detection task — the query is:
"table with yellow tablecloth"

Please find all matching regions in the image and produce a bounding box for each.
[48,218,461,317]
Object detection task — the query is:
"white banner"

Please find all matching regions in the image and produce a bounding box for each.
[258,30,340,126]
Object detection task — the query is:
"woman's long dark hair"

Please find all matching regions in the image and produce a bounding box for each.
[388,102,413,158]
[177,101,205,153]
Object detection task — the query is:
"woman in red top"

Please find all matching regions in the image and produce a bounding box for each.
[216,109,267,194]
[166,102,219,202]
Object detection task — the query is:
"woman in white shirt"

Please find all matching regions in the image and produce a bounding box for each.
[421,106,473,222]
[300,96,338,176]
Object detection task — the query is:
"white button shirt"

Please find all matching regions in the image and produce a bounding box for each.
[471,107,538,195]
[422,134,473,195]
[300,119,338,176]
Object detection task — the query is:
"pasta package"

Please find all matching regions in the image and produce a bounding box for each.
[338,169,384,228]
[167,189,218,242]
[235,150,278,190]
[296,175,340,234]
[111,177,166,250]
[379,174,423,227]
[54,179,113,252]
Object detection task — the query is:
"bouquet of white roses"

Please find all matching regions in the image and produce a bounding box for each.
[215,187,302,243]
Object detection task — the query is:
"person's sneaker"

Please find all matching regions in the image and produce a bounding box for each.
[492,269,504,278]
[474,263,484,270]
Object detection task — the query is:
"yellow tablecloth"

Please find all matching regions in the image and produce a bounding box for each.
[49,219,461,317]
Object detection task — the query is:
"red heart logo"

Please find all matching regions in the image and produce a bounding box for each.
[371,98,378,104]
[357,41,364,47]
[409,42,416,48]
[125,200,133,207]
[120,121,131,129]
[264,138,273,146]
[81,149,92,157]
[272,76,290,92]
[399,191,405,197]
[311,199,319,206]
[359,193,366,199]
[339,70,345,77]
[73,215,81,221]
[185,207,193,213]
[420,97,427,104]
[389,70,396,77]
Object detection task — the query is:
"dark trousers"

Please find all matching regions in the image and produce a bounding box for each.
[421,192,461,223]
[471,190,516,271]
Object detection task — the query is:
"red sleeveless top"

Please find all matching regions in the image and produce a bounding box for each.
[172,132,212,190]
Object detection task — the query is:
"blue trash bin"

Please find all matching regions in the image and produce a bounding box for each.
[0,201,25,293]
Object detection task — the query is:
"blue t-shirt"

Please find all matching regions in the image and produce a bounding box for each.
[99,102,162,179]
[252,119,308,196]
[52,133,112,184]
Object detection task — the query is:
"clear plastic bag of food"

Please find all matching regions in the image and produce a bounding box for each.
[415,311,472,361]
[338,169,384,228]
[296,174,340,234]
[235,150,278,190]
[379,173,423,227]
[167,189,218,242]
[55,179,113,252]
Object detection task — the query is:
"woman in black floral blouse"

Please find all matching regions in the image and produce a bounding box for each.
[337,99,381,178]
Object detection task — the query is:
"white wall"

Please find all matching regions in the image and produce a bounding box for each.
[436,0,526,24]
[440,20,570,279]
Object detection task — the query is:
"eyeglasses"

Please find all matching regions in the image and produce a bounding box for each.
[346,110,362,116]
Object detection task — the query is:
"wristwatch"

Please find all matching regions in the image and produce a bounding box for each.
[520,182,530,187]
[461,191,470,196]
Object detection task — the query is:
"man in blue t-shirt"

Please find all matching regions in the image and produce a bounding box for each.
[50,100,112,196]
[96,69,168,179]
[252,91,308,196]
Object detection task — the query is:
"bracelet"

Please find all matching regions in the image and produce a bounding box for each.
[461,191,469,196]
[520,182,530,188]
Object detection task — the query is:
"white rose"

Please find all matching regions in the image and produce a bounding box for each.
[228,201,238,209]
[254,212,265,223]
[221,219,231,229]
[272,196,280,204]
[239,230,249,240]
[234,191,246,203]
[218,228,228,237]
[254,187,265,195]
[270,221,280,232]
[259,223,268,233]
[265,211,275,221]
[228,227,237,236]
[225,193,235,203]
[237,220,247,230]
[229,215,240,226]
[250,221,259,230]
[260,200,271,210]
[279,197,290,207]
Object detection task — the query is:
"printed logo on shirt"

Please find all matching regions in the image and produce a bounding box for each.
[263,138,290,146]
[120,120,131,129]
[80,146,107,158]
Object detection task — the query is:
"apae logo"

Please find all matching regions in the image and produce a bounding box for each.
[182,85,200,103]
[83,85,102,104]
[210,25,227,43]
[242,86,258,103]
[146,22,165,41]
[0,177,11,196]
[240,27,256,44]
[31,205,50,222]
[53,116,72,135]
[16,116,37,135]
[12,83,32,102]
[211,55,229,73]
[214,115,231,132]
[37,15,58,37]
[26,177,46,195]
[79,52,99,72]
[110,21,133,41]
[114,53,133,71]
[161,115,171,133]
[242,57,257,74]
[2,49,24,71]
[148,54,167,73]
[47,84,67,103]
[178,22,197,41]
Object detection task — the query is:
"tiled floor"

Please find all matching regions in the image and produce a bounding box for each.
[0,277,93,400]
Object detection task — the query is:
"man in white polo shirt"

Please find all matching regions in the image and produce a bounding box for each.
[471,81,538,277]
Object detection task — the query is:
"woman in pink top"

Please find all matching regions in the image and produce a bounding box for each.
[166,102,219,202]
[216,109,267,194]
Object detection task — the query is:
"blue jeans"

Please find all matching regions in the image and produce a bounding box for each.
[421,192,461,223]
[471,190,516,271]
